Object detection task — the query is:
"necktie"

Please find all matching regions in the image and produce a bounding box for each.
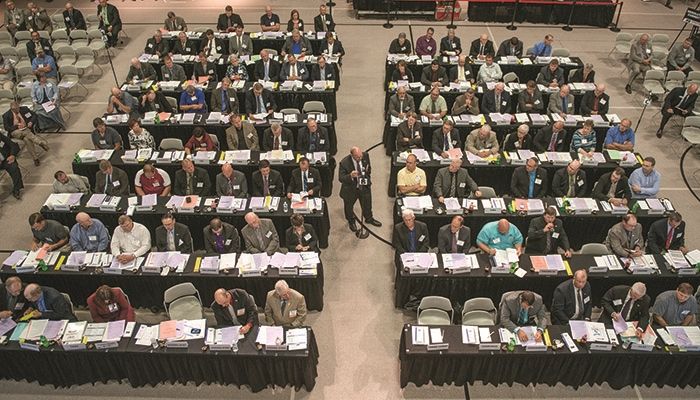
[186,173,193,194]
[263,175,269,196]
[207,40,212,56]
[221,90,227,113]
[292,64,297,78]
[576,289,584,319]
[593,96,599,112]
[408,230,416,252]
[679,93,688,108]
[274,135,280,150]
[562,96,568,112]
[449,172,456,197]
[495,93,501,111]
[264,62,269,80]
[280,299,287,313]
[518,308,528,325]
[620,298,632,320]
[479,43,484,55]
[666,226,674,250]
[167,229,175,251]
[237,36,242,51]
[451,232,458,253]
[255,228,264,248]
[321,15,327,31]
[444,134,449,151]
[228,178,234,195]
[105,174,111,194]
[431,100,436,114]
[7,294,16,313]
[548,131,558,151]
[302,171,308,192]
[567,174,575,197]
[257,95,264,113]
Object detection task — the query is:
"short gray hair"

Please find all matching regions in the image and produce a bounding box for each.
[401,208,415,219]
[631,282,646,296]
[275,279,289,294]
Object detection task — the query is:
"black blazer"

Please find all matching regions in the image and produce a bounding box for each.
[253,59,281,81]
[437,225,471,254]
[391,69,414,82]
[339,152,372,199]
[285,223,319,252]
[646,219,686,254]
[389,38,412,55]
[211,289,258,328]
[95,167,130,196]
[288,167,322,196]
[503,133,533,152]
[297,126,330,152]
[0,132,19,160]
[511,166,548,198]
[193,61,218,82]
[140,91,174,114]
[28,286,77,321]
[533,126,567,152]
[393,221,430,254]
[245,89,277,115]
[251,169,285,196]
[570,69,595,83]
[551,167,587,197]
[468,39,494,58]
[496,39,523,57]
[144,37,169,56]
[663,86,699,112]
[0,283,28,319]
[173,167,211,196]
[154,222,193,253]
[313,14,335,31]
[286,19,305,32]
[420,65,448,87]
[262,126,294,151]
[319,39,345,57]
[199,37,227,56]
[3,107,37,133]
[480,89,511,114]
[592,172,632,203]
[26,39,53,60]
[526,216,570,254]
[431,128,461,154]
[97,3,121,31]
[172,39,196,55]
[580,91,610,116]
[62,9,86,31]
[551,279,592,325]
[217,13,244,31]
[440,36,463,55]
[600,285,651,331]
[448,65,474,82]
[203,222,240,254]
[310,64,336,83]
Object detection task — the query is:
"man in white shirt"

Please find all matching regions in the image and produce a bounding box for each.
[477,54,502,84]
[110,215,151,264]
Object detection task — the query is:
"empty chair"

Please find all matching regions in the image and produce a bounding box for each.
[681,116,700,144]
[16,86,33,108]
[302,100,326,113]
[87,29,106,54]
[163,282,203,320]
[13,31,32,46]
[551,48,570,57]
[686,71,700,87]
[665,70,686,92]
[165,96,178,112]
[651,50,667,68]
[38,31,51,41]
[608,32,633,58]
[417,296,454,325]
[14,46,30,70]
[51,29,70,48]
[69,30,89,49]
[280,107,301,115]
[51,14,66,29]
[263,48,278,56]
[74,46,99,75]
[579,243,609,255]
[651,33,670,51]
[0,31,13,48]
[503,72,519,85]
[0,89,14,109]
[462,297,497,325]
[86,14,100,26]
[477,186,497,198]
[462,310,496,325]
[160,138,184,150]
[62,293,75,316]
[55,45,76,64]
[15,65,35,84]
[209,134,220,151]
[463,297,497,316]
[0,47,19,63]
[642,70,666,97]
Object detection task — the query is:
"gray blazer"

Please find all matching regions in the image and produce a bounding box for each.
[628,40,652,66]
[434,167,478,198]
[160,64,187,82]
[241,218,280,255]
[437,224,471,253]
[215,170,248,197]
[499,290,547,332]
[451,94,479,115]
[210,87,239,114]
[388,93,415,118]
[547,92,575,115]
[228,34,254,56]
[605,222,644,257]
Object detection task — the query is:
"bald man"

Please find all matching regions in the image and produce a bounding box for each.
[23,283,77,321]
[212,288,258,331]
[580,84,610,116]
[260,6,280,32]
[216,163,248,197]
[469,33,494,59]
[476,219,523,255]
[241,212,280,255]
[69,212,110,252]
[126,57,157,83]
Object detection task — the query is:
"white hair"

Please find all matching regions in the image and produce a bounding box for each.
[401,208,415,219]
[275,280,289,294]
[631,282,646,296]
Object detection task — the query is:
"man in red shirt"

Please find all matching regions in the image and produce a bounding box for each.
[184,127,217,155]
[135,161,171,196]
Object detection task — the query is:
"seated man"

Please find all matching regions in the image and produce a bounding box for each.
[134,162,171,196]
[533,121,567,152]
[265,280,307,327]
[286,213,319,252]
[217,5,243,32]
[263,123,294,151]
[0,277,28,320]
[551,160,587,197]
[629,157,660,199]
[547,84,574,117]
[31,49,58,82]
[415,27,437,57]
[297,117,330,152]
[536,59,564,88]
[580,84,609,116]
[511,157,548,198]
[252,160,285,197]
[440,28,462,56]
[311,55,336,85]
[0,129,23,199]
[496,36,524,58]
[63,2,87,32]
[260,5,280,31]
[657,84,698,138]
[173,159,211,196]
[418,87,448,121]
[53,170,90,194]
[530,34,554,57]
[518,81,544,113]
[216,163,248,197]
[392,209,430,254]
[551,270,591,325]
[592,167,632,206]
[600,283,650,337]
[314,4,336,32]
[652,283,698,327]
[245,82,277,118]
[28,213,69,252]
[229,26,253,56]
[420,60,448,87]
[396,112,422,151]
[160,56,187,82]
[107,87,137,115]
[503,124,533,151]
[388,86,415,119]
[126,57,157,83]
[437,215,470,254]
[199,29,224,58]
[171,31,195,55]
[3,101,48,166]
[388,32,412,55]
[465,125,499,157]
[111,215,151,264]
[526,207,572,257]
[288,157,322,198]
[179,84,208,114]
[154,213,193,253]
[477,54,502,84]
[226,113,259,150]
[23,284,76,321]
[26,31,53,60]
[253,50,281,81]
[605,213,644,258]
[434,158,480,202]
[396,154,427,196]
[69,212,110,252]
[87,285,135,323]
[212,288,258,332]
[164,11,187,31]
[603,118,635,151]
[279,54,309,81]
[481,82,510,114]
[95,160,130,196]
[91,118,123,150]
[667,37,695,75]
[211,77,239,115]
[625,34,652,94]
[320,32,345,60]
[203,218,241,254]
[432,119,461,157]
[281,29,312,57]
[570,120,597,157]
[451,88,479,115]
[477,219,523,255]
[241,212,280,255]
[646,212,686,254]
[184,128,217,156]
[499,290,546,343]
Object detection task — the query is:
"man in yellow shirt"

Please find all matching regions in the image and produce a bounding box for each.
[397,154,427,196]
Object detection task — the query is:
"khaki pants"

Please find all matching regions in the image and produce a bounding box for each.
[10,128,48,160]
[627,62,651,85]
[0,80,14,91]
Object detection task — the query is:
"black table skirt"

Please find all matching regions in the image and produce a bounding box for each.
[466,1,616,28]
[164,36,327,58]
[355,0,435,12]
[399,325,700,390]
[1,252,324,311]
[0,325,318,392]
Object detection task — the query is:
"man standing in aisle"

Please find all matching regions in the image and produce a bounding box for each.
[339,146,382,232]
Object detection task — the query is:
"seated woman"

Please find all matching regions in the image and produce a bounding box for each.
[127,118,155,149]
[226,54,249,82]
[31,72,66,131]
[389,32,412,55]
[391,60,414,82]
[286,9,304,32]
[87,285,135,322]
[285,213,319,252]
[570,119,597,157]
[570,63,595,83]
[184,126,217,155]
[503,124,533,151]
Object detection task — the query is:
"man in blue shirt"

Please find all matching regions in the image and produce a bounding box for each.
[70,212,111,252]
[629,157,660,199]
[477,219,524,255]
[530,34,554,57]
[604,118,635,151]
[179,84,207,114]
[31,48,58,81]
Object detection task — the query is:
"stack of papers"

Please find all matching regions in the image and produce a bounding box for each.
[466,152,489,165]
[594,255,624,270]
[236,253,270,273]
[3,250,28,266]
[217,196,247,212]
[256,326,285,346]
[219,150,251,164]
[488,113,512,125]
[528,113,548,125]
[192,151,217,163]
[400,253,438,269]
[481,198,506,213]
[402,195,432,211]
[205,326,240,346]
[578,152,606,164]
[664,250,692,270]
[542,152,572,164]
[24,319,68,341]
[286,328,308,350]
[665,326,700,349]
[493,248,519,267]
[442,253,479,269]
[407,149,431,162]
[260,150,294,162]
[569,320,609,342]
[530,255,566,272]
[43,193,82,210]
[443,197,461,212]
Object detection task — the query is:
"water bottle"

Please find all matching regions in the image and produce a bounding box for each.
[283,201,289,213]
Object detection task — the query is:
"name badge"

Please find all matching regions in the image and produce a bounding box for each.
[401,47,406,51]
[153,182,160,187]
[65,17,71,21]
[242,44,247,49]
[319,139,325,144]
[216,46,221,50]
[304,233,312,241]
[646,48,651,54]
[14,302,24,310]
[459,182,466,188]
[266,102,270,106]
[686,53,691,58]
[191,96,197,101]
[148,43,153,48]
[247,133,253,139]
[196,182,203,187]
[327,73,333,78]
[534,178,542,185]
[107,303,119,313]
[677,233,683,238]
[583,296,590,304]
[230,97,237,102]
[418,235,425,242]
[552,232,559,239]
[451,43,456,48]
[164,73,170,79]
[233,185,240,189]
[427,46,432,51]
[599,99,607,105]
[452,140,457,145]
[534,100,540,105]
[456,240,464,246]
[88,235,97,241]
[269,22,275,26]
[99,140,107,145]
[225,239,232,245]
[577,180,584,187]
[25,113,31,118]
[492,237,501,244]
[307,177,314,183]
[581,139,588,144]
[270,185,276,188]
[502,101,507,106]
[208,70,213,74]
[235,307,245,316]
[186,47,191,51]
[281,141,288,145]
[113,181,120,187]
[289,310,297,318]
[265,231,272,238]
[613,299,622,306]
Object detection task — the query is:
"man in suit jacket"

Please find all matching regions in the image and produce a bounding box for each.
[211,78,239,114]
[646,212,687,254]
[548,85,575,117]
[285,214,319,252]
[161,56,187,82]
[339,147,381,231]
[420,61,448,87]
[310,55,336,85]
[313,4,335,32]
[526,207,572,256]
[253,50,281,81]
[265,280,307,327]
[216,163,248,197]
[481,83,511,114]
[26,31,53,60]
[532,122,567,152]
[551,160,587,197]
[393,209,430,255]
[144,31,169,58]
[550,270,592,325]
[279,55,309,81]
[592,167,631,206]
[437,216,471,253]
[203,218,240,254]
[448,55,474,83]
[518,81,544,113]
[97,0,122,47]
[4,1,26,37]
[434,159,480,201]
[241,213,280,255]
[388,87,415,119]
[95,160,130,196]
[320,33,345,58]
[469,33,494,59]
[499,290,547,341]
[217,5,243,32]
[23,284,76,321]
[287,157,322,197]
[154,213,193,253]
[396,112,422,151]
[625,34,652,94]
[431,119,461,157]
[580,84,610,116]
[605,213,644,257]
[297,118,329,152]
[251,160,285,197]
[496,37,523,57]
[245,83,277,117]
[452,90,480,115]
[657,84,698,137]
[281,31,312,57]
[229,26,253,56]
[263,123,294,151]
[163,11,187,31]
[440,28,463,55]
[536,59,564,88]
[199,29,226,57]
[172,32,195,55]
[212,288,258,330]
[194,54,218,83]
[600,283,651,335]
[0,277,28,320]
[3,101,47,166]
[511,158,548,198]
[225,114,259,150]
[173,159,211,196]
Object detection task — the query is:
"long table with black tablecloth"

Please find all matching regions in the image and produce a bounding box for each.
[161,32,329,56]
[394,253,696,309]
[385,57,584,87]
[400,324,700,390]
[105,113,337,155]
[467,0,616,28]
[0,323,318,392]
[388,151,637,196]
[41,195,330,249]
[383,114,616,156]
[1,251,324,311]
[72,150,335,198]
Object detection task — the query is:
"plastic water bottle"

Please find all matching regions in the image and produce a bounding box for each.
[283,201,289,213]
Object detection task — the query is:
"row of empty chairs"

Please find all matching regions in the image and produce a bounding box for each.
[417,296,496,326]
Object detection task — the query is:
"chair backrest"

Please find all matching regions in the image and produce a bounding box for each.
[165,96,178,111]
[417,309,452,326]
[687,71,700,82]
[167,296,203,320]
[503,72,518,84]
[15,46,28,59]
[461,310,496,325]
[568,68,578,82]
[651,33,669,45]
[263,48,278,56]
[417,295,453,323]
[60,64,79,77]
[163,282,201,305]
[87,29,103,40]
[69,29,88,40]
[644,70,665,81]
[86,14,100,24]
[463,297,496,314]
[75,46,95,57]
[51,14,66,25]
[280,107,301,115]
[683,116,700,128]
[160,138,184,150]
[478,186,497,198]
[79,175,90,188]
[16,86,31,99]
[14,31,32,42]
[551,48,569,57]
[579,243,609,255]
[666,70,685,83]
[0,31,13,43]
[302,100,326,113]
[61,292,75,315]
[38,31,50,41]
[0,89,14,99]
[615,32,633,43]
[0,47,18,59]
[51,29,69,41]
[525,47,534,55]
[209,133,220,150]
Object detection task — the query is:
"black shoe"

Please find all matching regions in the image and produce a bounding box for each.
[656,129,663,138]
[625,84,632,94]
[34,159,40,166]
[12,191,21,200]
[366,218,383,227]
[664,3,673,8]
[349,220,358,232]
